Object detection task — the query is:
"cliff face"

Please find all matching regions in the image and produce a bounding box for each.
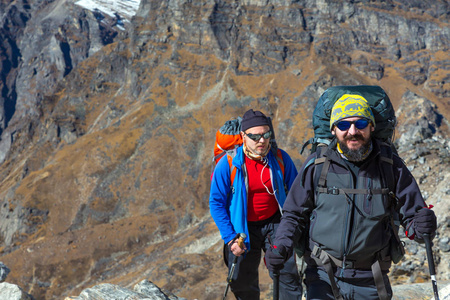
[0,0,449,299]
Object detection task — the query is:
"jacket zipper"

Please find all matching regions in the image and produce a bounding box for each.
[340,162,356,277]
[340,201,351,277]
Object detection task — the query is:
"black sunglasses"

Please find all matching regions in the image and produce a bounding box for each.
[335,119,370,131]
[245,131,272,142]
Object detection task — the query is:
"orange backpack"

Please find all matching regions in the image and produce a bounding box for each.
[213,117,243,166]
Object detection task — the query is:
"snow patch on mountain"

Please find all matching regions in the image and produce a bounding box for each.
[75,0,141,21]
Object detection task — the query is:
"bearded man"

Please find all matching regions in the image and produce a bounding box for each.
[265,94,437,300]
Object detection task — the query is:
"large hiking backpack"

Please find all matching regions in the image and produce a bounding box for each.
[301,85,397,154]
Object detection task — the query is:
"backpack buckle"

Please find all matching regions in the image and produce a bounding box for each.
[311,244,322,258]
[328,187,340,195]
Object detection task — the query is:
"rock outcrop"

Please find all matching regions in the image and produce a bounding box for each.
[0,282,33,300]
[65,280,186,300]
[64,280,450,300]
[0,0,448,299]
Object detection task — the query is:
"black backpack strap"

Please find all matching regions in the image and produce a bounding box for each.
[313,146,329,188]
[267,116,280,157]
[378,142,405,264]
[378,142,396,196]
[371,259,391,300]
[378,143,402,215]
[300,142,332,190]
[310,245,344,300]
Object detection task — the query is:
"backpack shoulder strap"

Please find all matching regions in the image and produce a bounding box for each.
[227,154,238,186]
[378,141,406,263]
[378,142,396,198]
[298,145,328,191]
[313,146,329,188]
[300,156,316,187]
[276,148,285,177]
[211,151,227,177]
[275,148,288,194]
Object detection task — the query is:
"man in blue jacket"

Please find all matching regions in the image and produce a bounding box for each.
[210,109,303,300]
[265,95,437,300]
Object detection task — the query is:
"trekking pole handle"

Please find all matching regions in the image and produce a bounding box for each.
[236,233,246,249]
[226,233,247,282]
[223,233,247,300]
[423,234,436,276]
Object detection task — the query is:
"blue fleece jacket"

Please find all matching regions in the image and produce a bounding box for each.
[209,145,298,250]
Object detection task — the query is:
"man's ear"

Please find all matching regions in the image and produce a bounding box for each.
[331,127,336,136]
[371,125,375,132]
[240,131,246,145]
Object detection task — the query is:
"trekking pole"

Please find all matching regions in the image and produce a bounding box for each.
[223,233,247,300]
[267,234,280,300]
[273,270,280,300]
[423,233,440,300]
[415,205,440,300]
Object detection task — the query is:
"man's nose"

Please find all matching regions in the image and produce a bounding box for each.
[348,124,358,135]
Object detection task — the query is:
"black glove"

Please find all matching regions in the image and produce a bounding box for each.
[414,207,437,240]
[264,246,286,272]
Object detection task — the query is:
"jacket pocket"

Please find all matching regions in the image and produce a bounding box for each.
[358,177,389,220]
[310,202,345,257]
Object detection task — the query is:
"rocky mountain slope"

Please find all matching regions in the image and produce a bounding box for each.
[0,0,449,299]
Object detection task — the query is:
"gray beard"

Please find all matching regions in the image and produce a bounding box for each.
[339,138,372,162]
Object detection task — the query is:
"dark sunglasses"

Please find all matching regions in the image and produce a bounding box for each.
[245,130,272,142]
[335,119,370,131]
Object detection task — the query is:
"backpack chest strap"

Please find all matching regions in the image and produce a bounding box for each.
[317,187,391,195]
